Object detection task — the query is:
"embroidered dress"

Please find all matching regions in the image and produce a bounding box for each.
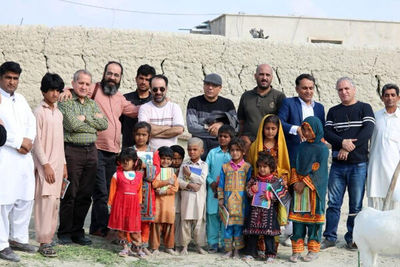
[244,175,282,236]
[108,168,143,232]
[288,116,329,253]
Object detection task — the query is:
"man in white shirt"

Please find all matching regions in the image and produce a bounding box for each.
[0,61,37,262]
[138,74,184,150]
[367,83,400,210]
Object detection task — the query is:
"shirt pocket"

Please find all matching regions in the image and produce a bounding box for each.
[389,131,400,143]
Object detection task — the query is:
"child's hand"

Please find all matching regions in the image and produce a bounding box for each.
[211,182,218,193]
[189,183,201,192]
[293,181,306,194]
[218,199,224,207]
[169,177,175,185]
[183,166,191,177]
[251,184,258,193]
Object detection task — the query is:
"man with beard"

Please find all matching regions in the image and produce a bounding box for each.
[138,74,184,150]
[237,64,286,151]
[59,61,139,237]
[120,64,155,148]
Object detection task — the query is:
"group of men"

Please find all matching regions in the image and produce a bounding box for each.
[0,59,399,262]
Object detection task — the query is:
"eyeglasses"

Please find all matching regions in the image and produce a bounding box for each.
[152,87,166,92]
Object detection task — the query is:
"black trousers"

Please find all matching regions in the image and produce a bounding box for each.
[90,149,116,234]
[58,144,97,238]
[246,235,276,258]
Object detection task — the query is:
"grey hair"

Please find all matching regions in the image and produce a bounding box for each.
[73,69,92,82]
[187,137,204,148]
[336,77,355,89]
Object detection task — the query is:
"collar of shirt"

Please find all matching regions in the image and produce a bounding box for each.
[188,158,203,166]
[0,87,15,101]
[384,107,400,117]
[71,90,89,104]
[230,159,245,171]
[40,100,57,109]
[298,97,315,108]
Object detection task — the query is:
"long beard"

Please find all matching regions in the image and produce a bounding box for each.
[101,79,120,96]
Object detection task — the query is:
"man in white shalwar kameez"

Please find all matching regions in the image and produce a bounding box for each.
[367,83,400,210]
[0,62,37,262]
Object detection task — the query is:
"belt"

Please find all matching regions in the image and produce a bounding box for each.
[65,142,95,148]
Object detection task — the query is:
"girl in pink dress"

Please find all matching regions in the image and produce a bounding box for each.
[108,148,144,257]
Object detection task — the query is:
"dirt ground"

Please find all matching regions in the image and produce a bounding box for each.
[1,193,399,267]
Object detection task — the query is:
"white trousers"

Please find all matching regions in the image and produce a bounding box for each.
[0,200,33,250]
[368,197,400,210]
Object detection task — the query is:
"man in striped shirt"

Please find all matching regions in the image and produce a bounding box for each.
[321,77,375,251]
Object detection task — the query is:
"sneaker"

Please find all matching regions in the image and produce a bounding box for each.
[345,242,358,251]
[0,247,20,262]
[302,251,318,262]
[320,239,336,250]
[9,240,37,253]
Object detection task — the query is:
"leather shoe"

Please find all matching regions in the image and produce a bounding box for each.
[71,236,92,246]
[57,235,73,245]
[0,247,20,262]
[9,240,37,253]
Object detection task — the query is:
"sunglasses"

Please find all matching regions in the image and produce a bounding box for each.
[152,87,166,93]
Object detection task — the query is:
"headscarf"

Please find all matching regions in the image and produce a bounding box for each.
[295,116,329,210]
[247,114,291,182]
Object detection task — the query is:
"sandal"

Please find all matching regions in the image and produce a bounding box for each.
[289,253,301,263]
[39,244,57,257]
[302,252,318,262]
[118,248,131,257]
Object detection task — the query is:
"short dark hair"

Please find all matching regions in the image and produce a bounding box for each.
[170,145,185,159]
[228,137,246,152]
[116,147,142,171]
[158,146,174,158]
[103,61,123,77]
[0,61,22,76]
[218,125,236,139]
[150,74,168,87]
[295,73,315,86]
[40,73,65,93]
[256,151,277,172]
[381,83,399,96]
[136,64,156,78]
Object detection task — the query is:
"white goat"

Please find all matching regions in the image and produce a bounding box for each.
[353,207,400,267]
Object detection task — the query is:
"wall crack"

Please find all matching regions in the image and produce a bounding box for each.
[160,58,167,74]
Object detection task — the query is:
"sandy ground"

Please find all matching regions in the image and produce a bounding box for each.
[1,192,399,267]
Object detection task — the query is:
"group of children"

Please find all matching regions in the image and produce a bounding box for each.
[110,113,329,264]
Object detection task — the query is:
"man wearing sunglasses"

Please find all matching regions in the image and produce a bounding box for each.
[321,77,375,251]
[138,74,184,150]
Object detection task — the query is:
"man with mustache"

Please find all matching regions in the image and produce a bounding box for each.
[120,64,155,148]
[60,61,139,238]
[138,74,184,150]
[237,64,286,152]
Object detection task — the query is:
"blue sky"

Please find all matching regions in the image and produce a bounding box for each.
[1,0,400,32]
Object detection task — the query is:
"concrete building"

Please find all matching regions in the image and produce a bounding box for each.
[203,14,400,48]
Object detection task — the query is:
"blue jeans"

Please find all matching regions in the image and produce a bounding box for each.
[323,161,367,244]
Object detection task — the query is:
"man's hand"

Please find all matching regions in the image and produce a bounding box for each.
[218,199,224,207]
[342,139,357,152]
[77,115,86,121]
[63,164,68,179]
[208,122,223,137]
[297,127,306,142]
[16,147,29,154]
[293,181,306,194]
[94,113,103,119]
[183,166,191,177]
[58,88,73,102]
[337,148,349,161]
[44,163,56,184]
[210,181,218,193]
[21,137,33,152]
